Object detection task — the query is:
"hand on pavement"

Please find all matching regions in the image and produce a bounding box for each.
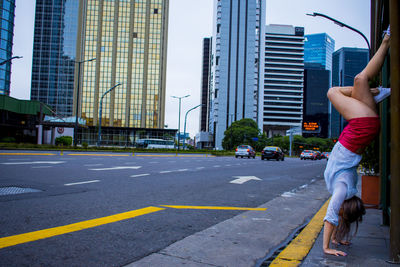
[324,248,347,256]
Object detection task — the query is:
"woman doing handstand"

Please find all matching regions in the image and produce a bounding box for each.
[323,27,391,256]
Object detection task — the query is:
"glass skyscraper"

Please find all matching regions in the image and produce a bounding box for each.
[330,47,369,137]
[209,0,266,150]
[0,0,15,96]
[31,0,80,116]
[304,33,335,72]
[80,0,169,129]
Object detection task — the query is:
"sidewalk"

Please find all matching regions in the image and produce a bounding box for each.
[301,208,391,266]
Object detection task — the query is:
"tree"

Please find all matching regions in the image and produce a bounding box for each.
[222,118,260,150]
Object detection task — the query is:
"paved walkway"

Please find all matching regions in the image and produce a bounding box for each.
[302,208,391,266]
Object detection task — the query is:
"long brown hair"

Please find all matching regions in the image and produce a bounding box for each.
[335,196,366,242]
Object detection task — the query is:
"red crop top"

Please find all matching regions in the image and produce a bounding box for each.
[338,116,380,154]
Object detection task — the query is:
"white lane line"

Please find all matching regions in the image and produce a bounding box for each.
[89,166,141,171]
[149,161,159,164]
[130,173,150,178]
[177,169,188,172]
[64,180,100,186]
[229,176,261,184]
[196,167,205,170]
[160,171,172,173]
[1,161,65,165]
[32,166,52,168]
[213,165,221,167]
[84,164,103,166]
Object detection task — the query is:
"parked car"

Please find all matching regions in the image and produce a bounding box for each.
[323,152,331,160]
[313,151,323,160]
[261,146,284,161]
[300,150,317,160]
[235,145,256,159]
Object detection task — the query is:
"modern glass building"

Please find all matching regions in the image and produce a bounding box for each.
[199,37,212,133]
[330,47,369,137]
[303,63,330,138]
[209,0,266,150]
[262,24,304,137]
[0,0,15,96]
[31,0,80,116]
[304,33,335,72]
[79,0,169,131]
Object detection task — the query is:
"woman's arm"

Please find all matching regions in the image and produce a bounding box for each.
[323,220,347,256]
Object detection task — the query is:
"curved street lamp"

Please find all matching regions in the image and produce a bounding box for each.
[171,94,190,150]
[97,83,122,147]
[0,56,23,66]
[183,104,203,150]
[73,57,96,146]
[306,12,371,53]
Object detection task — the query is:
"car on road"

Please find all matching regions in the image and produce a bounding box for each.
[300,150,318,160]
[261,146,284,161]
[322,152,331,160]
[235,145,256,158]
[313,151,323,160]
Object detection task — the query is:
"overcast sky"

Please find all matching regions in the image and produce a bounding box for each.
[10,0,370,137]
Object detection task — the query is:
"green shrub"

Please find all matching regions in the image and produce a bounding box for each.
[55,136,73,146]
[82,142,89,149]
[0,137,16,143]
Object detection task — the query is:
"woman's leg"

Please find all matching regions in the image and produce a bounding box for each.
[327,34,390,120]
[351,34,390,111]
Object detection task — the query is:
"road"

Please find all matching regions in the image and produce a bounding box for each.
[0,151,326,266]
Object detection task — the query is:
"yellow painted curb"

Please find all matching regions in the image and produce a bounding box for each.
[269,199,330,266]
[0,153,56,156]
[0,206,164,249]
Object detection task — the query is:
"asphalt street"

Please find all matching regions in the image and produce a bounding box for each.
[0,151,326,266]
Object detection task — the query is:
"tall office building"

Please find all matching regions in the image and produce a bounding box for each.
[262,24,304,137]
[79,0,169,130]
[303,63,330,138]
[31,0,171,145]
[303,33,334,137]
[0,0,16,95]
[199,37,212,132]
[304,33,335,72]
[31,0,80,116]
[209,0,266,150]
[330,47,369,137]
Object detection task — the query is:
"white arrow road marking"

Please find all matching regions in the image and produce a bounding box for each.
[89,166,141,171]
[64,180,100,186]
[1,161,65,165]
[130,174,150,178]
[229,176,262,184]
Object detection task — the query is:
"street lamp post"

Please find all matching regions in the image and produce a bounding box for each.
[183,104,203,150]
[73,57,96,146]
[0,56,23,66]
[171,94,190,150]
[306,12,371,53]
[97,83,122,147]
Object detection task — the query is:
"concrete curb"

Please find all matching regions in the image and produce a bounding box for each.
[269,199,329,266]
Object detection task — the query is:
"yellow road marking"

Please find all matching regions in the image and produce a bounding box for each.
[0,153,56,156]
[269,199,330,266]
[0,206,164,249]
[136,154,214,157]
[67,153,130,156]
[161,205,267,211]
